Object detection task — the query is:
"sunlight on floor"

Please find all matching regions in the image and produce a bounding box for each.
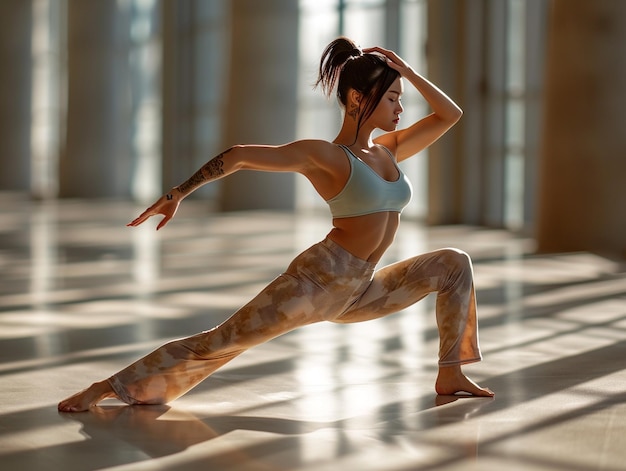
[0,195,625,471]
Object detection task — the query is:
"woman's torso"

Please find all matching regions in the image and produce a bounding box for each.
[305,142,411,263]
[328,212,401,262]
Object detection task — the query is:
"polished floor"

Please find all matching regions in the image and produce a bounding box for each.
[0,193,625,471]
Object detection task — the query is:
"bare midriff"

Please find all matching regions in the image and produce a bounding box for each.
[327,211,400,263]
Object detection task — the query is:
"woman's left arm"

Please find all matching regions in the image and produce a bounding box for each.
[366,46,462,161]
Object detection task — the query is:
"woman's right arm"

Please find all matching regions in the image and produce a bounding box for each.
[128,140,332,230]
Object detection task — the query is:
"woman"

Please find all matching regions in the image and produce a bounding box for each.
[58,37,493,412]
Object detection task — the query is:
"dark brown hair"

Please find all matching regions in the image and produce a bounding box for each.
[315,37,400,140]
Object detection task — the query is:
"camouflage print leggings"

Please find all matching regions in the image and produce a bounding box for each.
[108,237,482,405]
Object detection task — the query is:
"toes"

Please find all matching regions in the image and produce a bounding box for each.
[465,385,494,397]
[435,372,494,397]
[58,402,76,412]
[58,397,89,412]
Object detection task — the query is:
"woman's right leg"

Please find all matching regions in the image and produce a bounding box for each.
[58,238,374,412]
[58,272,318,412]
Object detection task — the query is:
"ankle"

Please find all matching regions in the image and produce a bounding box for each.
[92,380,114,398]
[437,364,462,378]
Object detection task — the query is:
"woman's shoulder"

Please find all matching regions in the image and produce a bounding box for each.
[287,139,345,166]
[282,139,348,188]
[294,139,338,154]
[372,134,398,157]
[293,140,350,199]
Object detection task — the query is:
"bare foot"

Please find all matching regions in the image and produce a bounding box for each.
[58,380,116,412]
[435,365,494,397]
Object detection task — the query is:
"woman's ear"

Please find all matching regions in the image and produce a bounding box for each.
[348,88,362,107]
[346,88,363,121]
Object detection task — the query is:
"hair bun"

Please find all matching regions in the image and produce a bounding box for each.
[350,47,363,57]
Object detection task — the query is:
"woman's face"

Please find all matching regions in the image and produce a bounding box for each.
[367,76,404,132]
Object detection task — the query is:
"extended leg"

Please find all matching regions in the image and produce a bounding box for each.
[57,380,117,412]
[59,239,375,411]
[58,273,317,412]
[117,272,326,406]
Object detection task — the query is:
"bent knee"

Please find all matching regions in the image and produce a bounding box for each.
[438,248,472,267]
[436,248,474,283]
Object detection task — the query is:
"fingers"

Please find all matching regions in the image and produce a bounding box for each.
[127,216,143,226]
[127,212,150,227]
[156,216,171,231]
[127,213,169,231]
[363,46,387,54]
[127,211,169,230]
[363,46,397,60]
[127,194,179,230]
[128,208,175,230]
[363,46,406,69]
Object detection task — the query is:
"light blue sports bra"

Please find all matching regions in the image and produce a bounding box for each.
[326,145,413,218]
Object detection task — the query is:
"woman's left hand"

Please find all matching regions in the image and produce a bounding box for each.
[363,46,414,76]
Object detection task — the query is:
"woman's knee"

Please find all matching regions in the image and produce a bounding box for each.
[435,248,474,286]
[439,248,472,268]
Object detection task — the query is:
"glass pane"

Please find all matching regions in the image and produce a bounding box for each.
[128,0,161,202]
[504,0,526,229]
[295,0,428,218]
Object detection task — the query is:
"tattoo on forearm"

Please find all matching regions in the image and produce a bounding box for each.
[177,148,231,195]
[203,156,225,178]
[177,169,208,195]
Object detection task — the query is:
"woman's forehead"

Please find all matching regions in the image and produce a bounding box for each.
[387,77,404,95]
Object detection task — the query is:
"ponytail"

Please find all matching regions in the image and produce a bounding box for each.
[314,37,362,99]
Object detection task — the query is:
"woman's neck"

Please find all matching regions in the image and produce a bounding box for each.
[333,122,374,149]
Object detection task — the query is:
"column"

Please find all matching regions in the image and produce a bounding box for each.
[536,0,626,258]
[425,0,462,224]
[0,0,32,192]
[219,0,299,211]
[59,0,131,198]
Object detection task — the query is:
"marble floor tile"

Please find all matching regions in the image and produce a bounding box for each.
[0,194,624,470]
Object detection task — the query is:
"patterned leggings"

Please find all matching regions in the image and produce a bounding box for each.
[108,238,482,405]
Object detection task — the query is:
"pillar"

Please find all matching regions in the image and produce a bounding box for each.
[426,0,463,225]
[219,0,299,211]
[59,0,131,198]
[0,0,32,192]
[536,0,626,258]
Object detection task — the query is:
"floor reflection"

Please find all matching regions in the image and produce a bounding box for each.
[0,195,625,470]
[51,395,495,471]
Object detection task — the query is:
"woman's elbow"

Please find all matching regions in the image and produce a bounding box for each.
[449,106,463,123]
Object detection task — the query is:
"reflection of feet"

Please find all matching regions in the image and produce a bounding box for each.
[59,405,209,459]
[435,395,459,407]
[435,366,494,397]
[89,405,172,428]
[58,380,116,412]
[90,405,138,423]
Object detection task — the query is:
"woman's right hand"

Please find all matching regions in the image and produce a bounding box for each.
[127,190,181,230]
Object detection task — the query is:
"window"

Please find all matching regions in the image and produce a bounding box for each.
[296,0,428,219]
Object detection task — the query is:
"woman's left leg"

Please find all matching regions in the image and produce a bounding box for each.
[331,248,492,396]
[333,247,481,365]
